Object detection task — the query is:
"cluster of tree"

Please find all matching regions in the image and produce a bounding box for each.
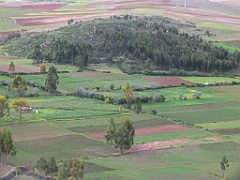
[57,158,84,180]
[6,16,240,74]
[12,98,31,121]
[32,39,89,68]
[105,117,135,153]
[35,157,84,179]
[0,94,31,121]
[9,74,27,97]
[7,66,59,97]
[0,129,17,164]
[35,157,58,177]
[67,19,74,25]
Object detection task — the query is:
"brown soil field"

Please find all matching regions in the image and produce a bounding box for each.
[70,71,113,77]
[215,128,240,135]
[0,166,14,176]
[0,65,37,73]
[0,31,20,36]
[8,123,72,142]
[146,77,194,86]
[165,10,240,25]
[86,124,190,140]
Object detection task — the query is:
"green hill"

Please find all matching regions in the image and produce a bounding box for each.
[3,15,240,74]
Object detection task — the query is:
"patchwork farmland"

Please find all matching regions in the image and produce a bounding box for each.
[0,64,240,179]
[0,0,240,179]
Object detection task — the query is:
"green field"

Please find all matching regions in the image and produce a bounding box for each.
[212,41,240,53]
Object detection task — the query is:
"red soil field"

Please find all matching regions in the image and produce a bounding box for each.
[0,65,38,73]
[3,2,66,10]
[16,12,119,26]
[0,57,17,61]
[126,139,190,153]
[165,11,240,25]
[86,124,190,140]
[146,77,194,86]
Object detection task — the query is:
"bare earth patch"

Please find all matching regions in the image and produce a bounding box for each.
[204,136,222,141]
[86,124,190,140]
[146,77,194,86]
[126,139,190,153]
[0,166,14,177]
[0,65,38,73]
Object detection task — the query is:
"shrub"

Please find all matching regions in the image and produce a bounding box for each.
[140,94,150,103]
[33,87,40,96]
[110,83,115,90]
[151,110,157,115]
[132,84,145,91]
[75,87,88,97]
[149,83,160,89]
[153,93,165,102]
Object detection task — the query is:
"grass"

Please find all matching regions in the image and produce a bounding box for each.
[134,128,215,144]
[197,120,240,130]
[22,73,152,93]
[3,122,73,142]
[0,17,17,31]
[85,166,219,180]
[160,106,240,124]
[11,134,115,164]
[212,41,240,53]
